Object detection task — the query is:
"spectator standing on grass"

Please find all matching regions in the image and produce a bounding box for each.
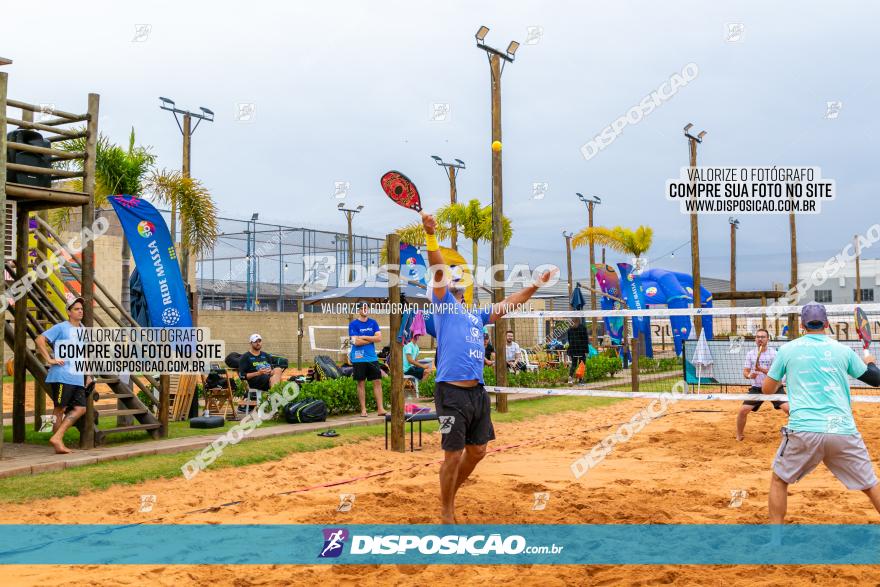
[35,296,92,454]
[566,318,590,384]
[349,302,386,417]
[505,330,527,372]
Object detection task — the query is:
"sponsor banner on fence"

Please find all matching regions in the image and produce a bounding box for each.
[2,524,880,564]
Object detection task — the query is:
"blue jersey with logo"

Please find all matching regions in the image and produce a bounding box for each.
[431,290,491,383]
[349,318,380,363]
[42,321,85,386]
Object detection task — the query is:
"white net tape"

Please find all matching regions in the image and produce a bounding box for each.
[506,302,880,319]
[486,386,880,404]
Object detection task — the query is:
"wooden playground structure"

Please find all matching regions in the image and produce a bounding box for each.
[0,60,171,458]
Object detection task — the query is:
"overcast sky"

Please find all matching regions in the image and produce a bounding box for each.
[6,1,877,289]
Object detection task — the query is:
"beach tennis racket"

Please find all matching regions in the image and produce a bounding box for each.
[380,171,422,212]
[855,306,872,356]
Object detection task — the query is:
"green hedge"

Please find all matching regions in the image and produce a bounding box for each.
[276,353,625,416]
[637,356,682,373]
[293,377,392,416]
[417,354,623,398]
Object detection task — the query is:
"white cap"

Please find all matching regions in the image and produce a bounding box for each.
[249,333,262,343]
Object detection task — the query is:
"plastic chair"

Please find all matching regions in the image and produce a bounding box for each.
[520,349,539,372]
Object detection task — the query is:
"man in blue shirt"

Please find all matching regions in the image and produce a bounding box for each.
[422,211,555,524]
[762,302,880,523]
[349,303,385,417]
[35,296,92,454]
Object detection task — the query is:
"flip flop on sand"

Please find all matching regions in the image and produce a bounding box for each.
[318,430,339,438]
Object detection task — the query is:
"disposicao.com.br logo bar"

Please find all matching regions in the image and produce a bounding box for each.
[319,527,563,559]
[6,524,880,565]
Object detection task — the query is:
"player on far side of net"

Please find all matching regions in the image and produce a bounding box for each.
[421,210,556,524]
[736,328,789,441]
[762,302,880,523]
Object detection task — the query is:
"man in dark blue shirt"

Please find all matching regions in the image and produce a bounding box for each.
[349,303,386,417]
[422,211,555,524]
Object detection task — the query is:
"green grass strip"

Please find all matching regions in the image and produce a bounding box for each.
[0,395,617,504]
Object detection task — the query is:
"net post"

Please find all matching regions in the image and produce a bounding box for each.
[630,337,640,391]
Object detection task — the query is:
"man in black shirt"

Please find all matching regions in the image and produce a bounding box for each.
[239,333,283,391]
[483,332,495,367]
[566,318,590,384]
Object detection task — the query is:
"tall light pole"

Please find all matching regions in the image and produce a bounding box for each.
[476,25,519,413]
[684,123,707,336]
[338,203,364,283]
[855,234,862,303]
[159,97,213,320]
[246,213,258,311]
[562,231,573,299]
[577,193,602,345]
[729,217,740,336]
[431,156,465,251]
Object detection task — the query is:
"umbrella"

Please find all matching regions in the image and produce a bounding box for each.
[570,282,586,310]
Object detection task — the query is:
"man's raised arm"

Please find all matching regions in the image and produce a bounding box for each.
[421,211,448,301]
[488,268,558,324]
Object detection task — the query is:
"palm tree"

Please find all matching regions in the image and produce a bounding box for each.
[572,225,653,259]
[388,199,512,303]
[440,200,512,286]
[57,128,156,311]
[572,225,653,362]
[146,169,219,265]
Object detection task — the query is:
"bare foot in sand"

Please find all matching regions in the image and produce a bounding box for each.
[49,436,72,454]
[441,513,457,524]
[736,434,744,442]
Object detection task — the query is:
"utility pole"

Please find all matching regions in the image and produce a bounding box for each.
[788,209,798,338]
[729,217,739,336]
[855,234,862,303]
[577,193,602,346]
[159,97,213,322]
[431,156,465,251]
[337,203,364,283]
[476,26,519,413]
[684,123,707,336]
[562,231,573,299]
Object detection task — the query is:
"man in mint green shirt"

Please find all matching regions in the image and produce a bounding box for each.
[763,302,880,523]
[403,334,434,381]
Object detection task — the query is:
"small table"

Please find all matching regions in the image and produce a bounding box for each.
[384,412,438,452]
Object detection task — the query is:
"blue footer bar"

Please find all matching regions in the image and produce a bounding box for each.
[0,524,877,565]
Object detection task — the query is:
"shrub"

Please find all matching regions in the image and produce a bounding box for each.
[293,377,393,416]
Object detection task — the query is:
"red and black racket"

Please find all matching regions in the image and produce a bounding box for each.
[380,170,422,212]
[855,306,872,356]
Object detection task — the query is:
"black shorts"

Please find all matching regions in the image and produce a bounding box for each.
[743,385,787,412]
[434,381,495,451]
[49,382,87,413]
[353,361,382,381]
[247,374,272,391]
[405,365,426,380]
